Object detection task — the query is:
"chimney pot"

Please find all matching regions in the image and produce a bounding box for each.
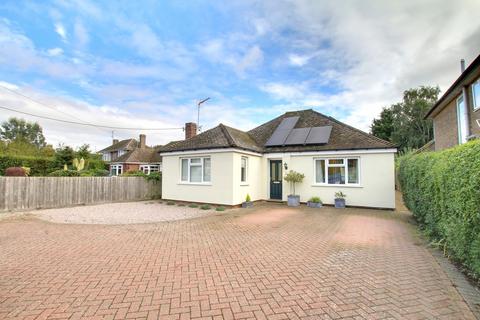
[185,122,197,140]
[461,59,466,73]
[113,139,119,145]
[139,134,146,148]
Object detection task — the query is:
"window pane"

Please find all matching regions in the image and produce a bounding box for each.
[203,158,211,182]
[473,81,480,109]
[181,159,188,181]
[241,157,247,182]
[315,159,325,183]
[348,159,359,184]
[190,158,201,164]
[328,166,345,184]
[190,165,202,182]
[328,159,344,165]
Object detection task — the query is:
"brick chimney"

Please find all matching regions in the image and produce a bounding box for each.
[139,134,146,148]
[185,122,197,140]
[112,139,119,145]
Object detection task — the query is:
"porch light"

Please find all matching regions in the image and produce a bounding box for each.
[284,162,288,170]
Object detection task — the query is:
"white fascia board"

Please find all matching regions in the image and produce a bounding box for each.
[264,148,397,158]
[160,148,263,157]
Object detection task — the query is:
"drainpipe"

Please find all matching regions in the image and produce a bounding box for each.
[462,86,471,139]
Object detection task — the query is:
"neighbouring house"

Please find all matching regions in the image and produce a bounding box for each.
[425,54,480,151]
[98,134,162,176]
[160,110,396,208]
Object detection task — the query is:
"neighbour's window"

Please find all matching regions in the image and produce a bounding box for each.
[139,165,159,175]
[472,79,480,111]
[102,153,111,161]
[110,164,123,176]
[314,158,359,185]
[181,157,211,183]
[241,156,248,183]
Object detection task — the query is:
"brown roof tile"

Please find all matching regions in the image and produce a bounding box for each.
[98,139,138,153]
[160,109,395,153]
[113,147,161,163]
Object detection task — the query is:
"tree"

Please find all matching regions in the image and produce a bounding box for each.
[76,144,91,159]
[370,107,394,142]
[0,118,46,148]
[54,144,75,167]
[370,86,440,151]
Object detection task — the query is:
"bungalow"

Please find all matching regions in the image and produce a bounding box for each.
[425,54,480,150]
[98,134,162,176]
[160,110,396,209]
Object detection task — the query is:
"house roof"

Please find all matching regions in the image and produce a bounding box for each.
[98,139,138,153]
[112,147,162,163]
[425,53,480,119]
[160,109,394,154]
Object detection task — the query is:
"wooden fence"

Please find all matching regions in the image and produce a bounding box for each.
[0,177,161,212]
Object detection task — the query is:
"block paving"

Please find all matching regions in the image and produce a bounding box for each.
[0,204,477,319]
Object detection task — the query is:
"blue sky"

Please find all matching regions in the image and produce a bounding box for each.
[0,0,479,149]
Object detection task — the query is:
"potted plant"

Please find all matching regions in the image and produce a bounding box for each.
[334,191,346,208]
[307,196,322,208]
[284,170,305,207]
[242,194,253,208]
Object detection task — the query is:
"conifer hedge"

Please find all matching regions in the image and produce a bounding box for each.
[398,140,480,277]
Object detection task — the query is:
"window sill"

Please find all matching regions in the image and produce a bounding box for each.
[178,182,212,186]
[240,183,249,186]
[311,184,362,188]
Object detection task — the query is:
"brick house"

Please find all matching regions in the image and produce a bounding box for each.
[425,54,480,151]
[98,134,162,176]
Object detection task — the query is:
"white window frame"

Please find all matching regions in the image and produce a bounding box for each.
[472,78,480,111]
[457,95,468,144]
[102,153,111,161]
[313,157,361,187]
[140,164,160,175]
[110,164,123,176]
[240,156,248,184]
[180,157,211,184]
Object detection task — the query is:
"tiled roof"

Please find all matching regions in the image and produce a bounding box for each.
[112,147,162,163]
[160,109,395,153]
[98,139,138,153]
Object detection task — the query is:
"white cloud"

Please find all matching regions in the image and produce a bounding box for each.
[54,22,67,41]
[234,45,264,77]
[288,54,310,67]
[47,47,63,56]
[0,81,19,90]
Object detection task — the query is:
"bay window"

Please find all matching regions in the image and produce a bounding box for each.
[110,164,123,176]
[181,157,211,183]
[314,158,359,185]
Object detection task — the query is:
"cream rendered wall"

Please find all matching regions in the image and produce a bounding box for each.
[232,152,266,204]
[284,152,395,209]
[161,152,234,205]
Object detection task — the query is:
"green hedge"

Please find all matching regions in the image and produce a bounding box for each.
[398,140,480,278]
[0,155,57,176]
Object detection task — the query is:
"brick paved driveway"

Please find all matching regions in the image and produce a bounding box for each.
[0,204,476,319]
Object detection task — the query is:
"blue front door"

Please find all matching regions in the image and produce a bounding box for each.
[270,160,282,200]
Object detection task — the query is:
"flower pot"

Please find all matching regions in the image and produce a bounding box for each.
[307,201,322,208]
[334,198,346,208]
[287,195,300,207]
[242,201,253,208]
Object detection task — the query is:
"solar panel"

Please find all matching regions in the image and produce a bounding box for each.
[284,128,311,145]
[265,116,300,146]
[305,126,332,145]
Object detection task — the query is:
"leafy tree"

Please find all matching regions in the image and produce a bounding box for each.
[76,144,91,159]
[370,107,394,141]
[0,118,46,148]
[370,86,440,151]
[54,144,75,167]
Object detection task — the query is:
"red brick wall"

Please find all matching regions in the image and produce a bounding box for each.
[433,97,459,151]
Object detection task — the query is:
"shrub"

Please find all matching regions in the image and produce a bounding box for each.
[398,140,480,278]
[334,191,346,199]
[80,169,110,177]
[188,204,198,208]
[200,204,211,210]
[5,167,27,176]
[245,194,251,202]
[49,169,81,177]
[216,206,226,211]
[309,196,322,203]
[0,155,57,176]
[284,170,305,195]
